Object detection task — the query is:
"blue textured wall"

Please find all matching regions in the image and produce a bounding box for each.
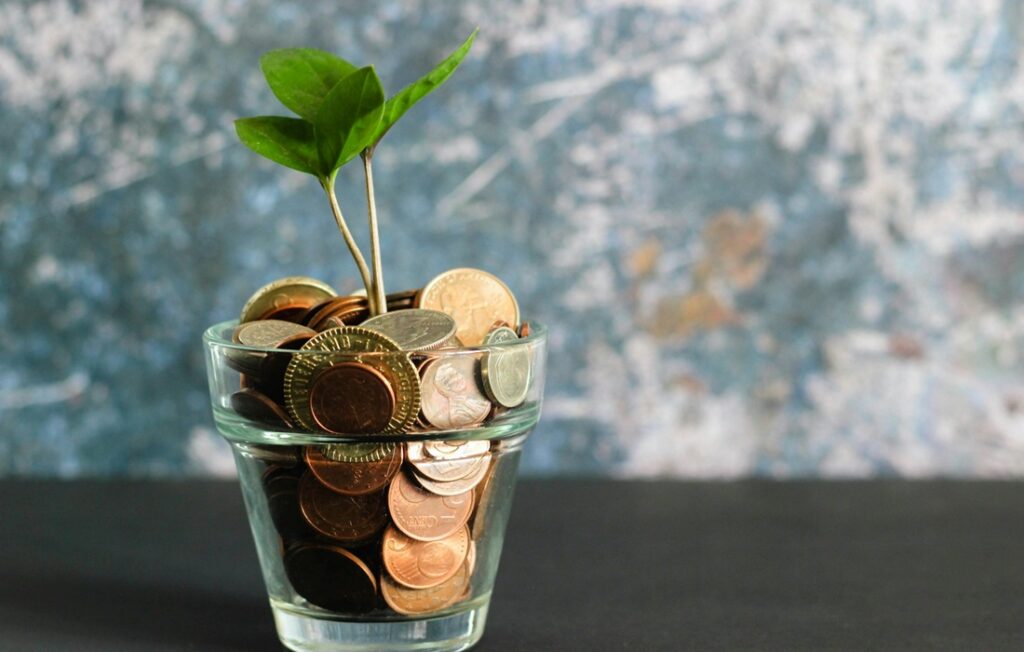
[2,1,1024,477]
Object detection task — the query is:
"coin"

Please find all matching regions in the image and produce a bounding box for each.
[230,388,294,429]
[362,309,457,351]
[238,443,300,467]
[262,466,310,541]
[298,472,389,543]
[380,556,471,615]
[388,471,473,541]
[480,326,531,408]
[308,362,396,434]
[518,322,532,338]
[382,524,470,589]
[234,319,317,349]
[284,543,377,613]
[423,440,491,460]
[321,442,397,463]
[240,276,337,324]
[419,356,491,429]
[284,327,420,434]
[407,441,487,482]
[412,454,491,496]
[305,296,371,330]
[305,444,403,495]
[416,268,520,346]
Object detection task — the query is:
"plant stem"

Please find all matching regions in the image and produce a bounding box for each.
[362,152,387,315]
[320,176,377,313]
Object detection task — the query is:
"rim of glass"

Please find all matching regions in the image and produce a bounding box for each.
[203,319,547,355]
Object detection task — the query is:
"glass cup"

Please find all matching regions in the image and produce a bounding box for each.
[203,320,546,652]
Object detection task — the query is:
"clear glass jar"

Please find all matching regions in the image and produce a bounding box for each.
[203,320,547,652]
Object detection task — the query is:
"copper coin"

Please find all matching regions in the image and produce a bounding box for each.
[416,268,519,346]
[388,471,473,541]
[306,296,370,330]
[284,543,377,613]
[412,455,491,496]
[382,524,469,589]
[305,444,403,495]
[381,556,471,615]
[419,356,491,429]
[230,388,294,429]
[262,466,310,541]
[298,472,389,543]
[518,322,532,338]
[240,276,337,324]
[307,362,396,435]
[321,442,398,463]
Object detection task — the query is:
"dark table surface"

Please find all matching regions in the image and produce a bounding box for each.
[1,479,1022,651]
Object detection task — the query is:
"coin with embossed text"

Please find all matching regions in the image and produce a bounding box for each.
[418,356,491,429]
[382,524,469,589]
[305,444,403,495]
[416,268,519,346]
[298,472,389,543]
[388,471,473,541]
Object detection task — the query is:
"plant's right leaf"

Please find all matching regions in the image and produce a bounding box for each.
[369,29,477,148]
[314,66,385,174]
[234,116,320,175]
[260,48,358,122]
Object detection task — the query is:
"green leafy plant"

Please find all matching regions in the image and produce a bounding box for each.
[235,30,478,315]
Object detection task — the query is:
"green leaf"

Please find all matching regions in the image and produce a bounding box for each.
[260,48,358,122]
[314,66,385,173]
[234,116,320,175]
[370,29,477,149]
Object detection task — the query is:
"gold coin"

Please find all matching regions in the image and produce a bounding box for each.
[240,276,337,324]
[284,327,420,434]
[382,525,469,589]
[416,268,519,346]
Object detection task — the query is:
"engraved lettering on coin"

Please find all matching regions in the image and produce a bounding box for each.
[388,471,473,541]
[481,326,531,408]
[305,444,403,495]
[362,309,457,351]
[308,362,395,434]
[419,356,491,429]
[382,525,469,589]
[298,472,388,543]
[417,268,519,346]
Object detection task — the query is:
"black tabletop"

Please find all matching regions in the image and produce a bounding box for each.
[1,479,1022,651]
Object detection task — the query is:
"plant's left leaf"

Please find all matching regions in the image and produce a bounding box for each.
[234,116,320,175]
[369,29,477,149]
[260,48,358,122]
[314,66,385,173]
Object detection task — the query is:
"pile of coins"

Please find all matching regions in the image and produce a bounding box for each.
[226,268,534,615]
[258,439,496,615]
[227,268,534,436]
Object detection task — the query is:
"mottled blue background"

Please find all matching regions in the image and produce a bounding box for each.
[2,0,1024,477]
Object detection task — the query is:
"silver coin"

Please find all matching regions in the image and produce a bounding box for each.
[480,327,531,408]
[363,309,458,351]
